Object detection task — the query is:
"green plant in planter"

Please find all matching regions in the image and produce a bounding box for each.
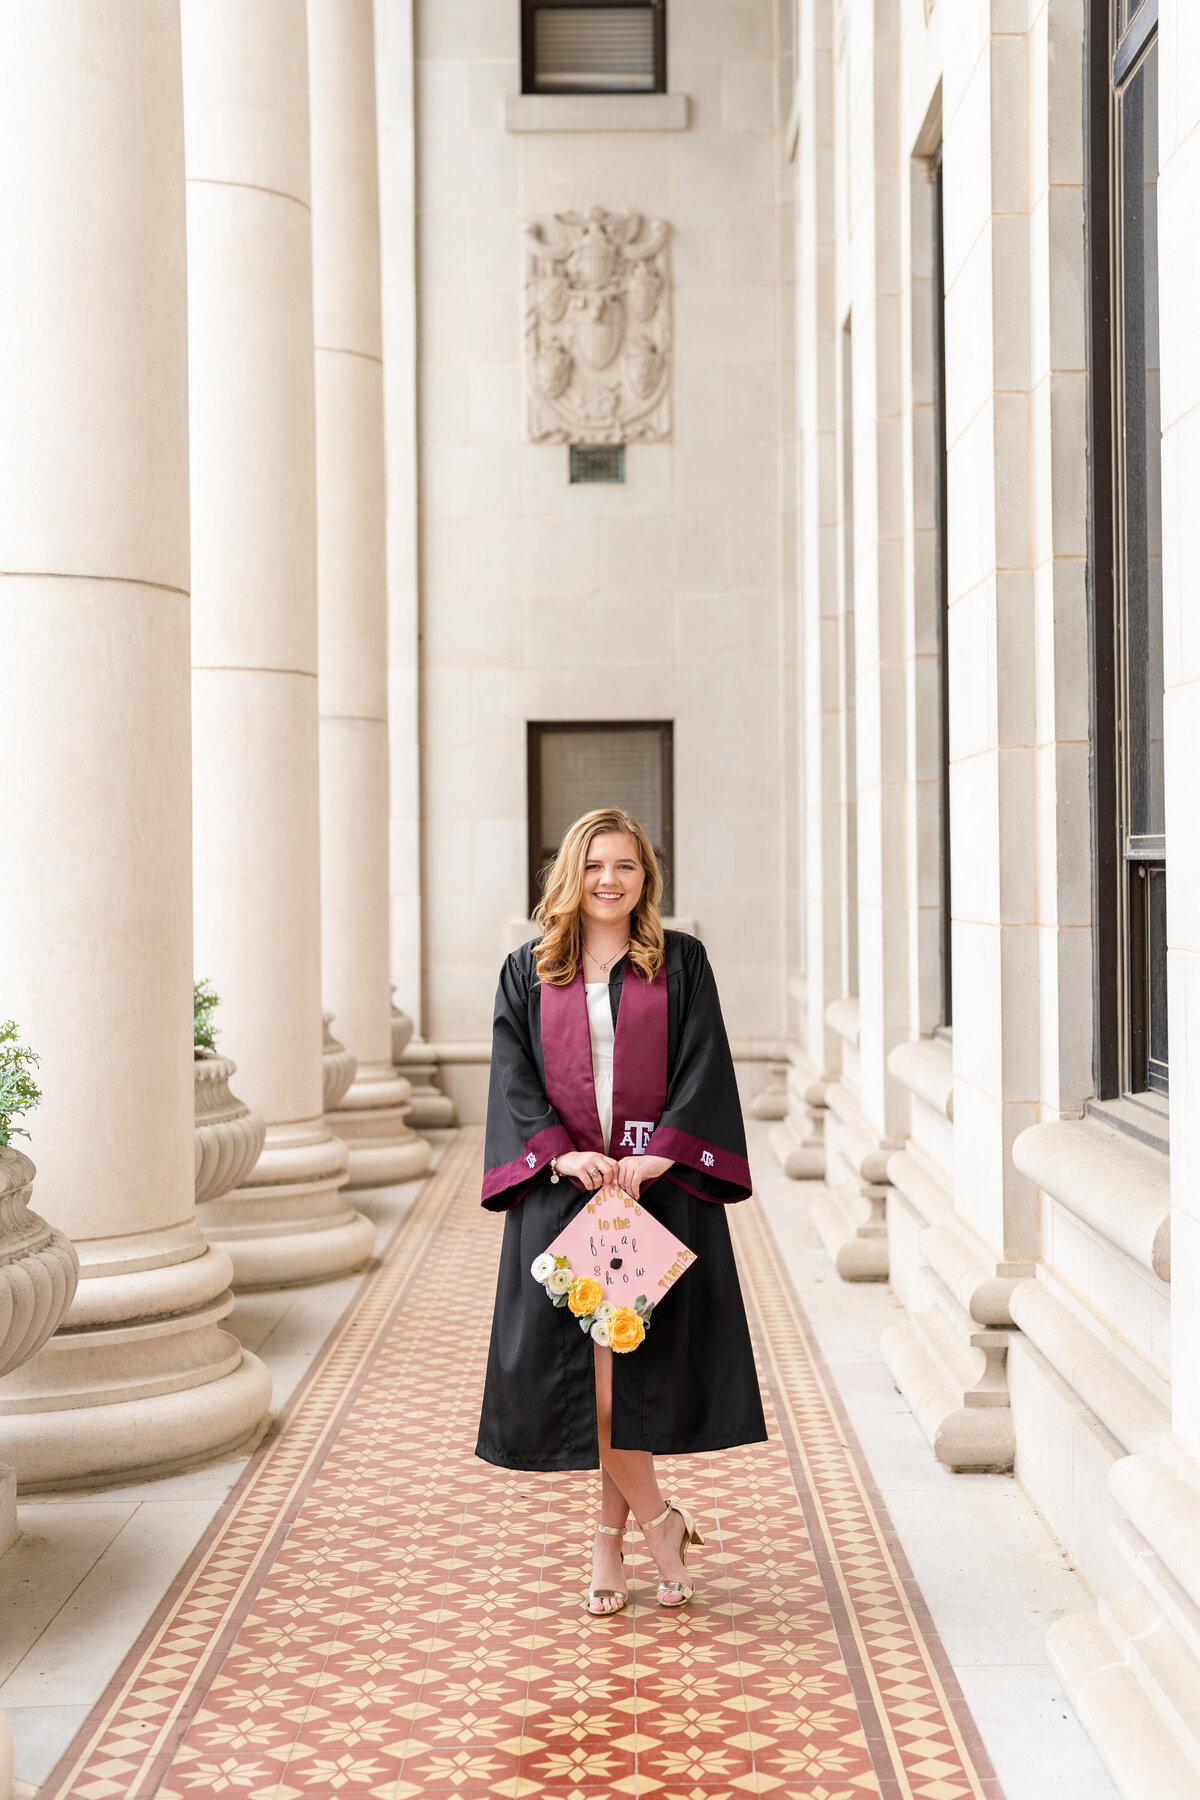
[0,1020,42,1149]
[194,979,221,1056]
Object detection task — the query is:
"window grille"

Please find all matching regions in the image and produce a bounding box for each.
[523,1,665,96]
[527,722,673,915]
[570,445,625,483]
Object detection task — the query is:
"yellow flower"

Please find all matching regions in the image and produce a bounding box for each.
[567,1276,604,1317]
[608,1307,646,1353]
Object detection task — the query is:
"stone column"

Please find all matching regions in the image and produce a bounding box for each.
[781,0,841,1184]
[808,3,907,1282]
[375,0,424,1040]
[309,0,430,1188]
[183,0,374,1284]
[0,2,272,1483]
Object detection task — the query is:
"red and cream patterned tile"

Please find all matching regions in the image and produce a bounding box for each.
[37,1131,1002,1800]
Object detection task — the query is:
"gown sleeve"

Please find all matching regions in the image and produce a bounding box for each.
[480,950,576,1211]
[645,937,753,1204]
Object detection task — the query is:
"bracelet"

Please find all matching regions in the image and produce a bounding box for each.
[549,1155,560,1185]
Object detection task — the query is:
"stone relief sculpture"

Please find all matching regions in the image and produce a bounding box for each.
[523,206,671,445]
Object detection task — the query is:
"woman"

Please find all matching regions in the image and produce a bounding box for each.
[476,808,766,1615]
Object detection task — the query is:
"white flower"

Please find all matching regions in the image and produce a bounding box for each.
[593,1301,615,1322]
[547,1265,573,1295]
[590,1319,611,1346]
[530,1252,556,1283]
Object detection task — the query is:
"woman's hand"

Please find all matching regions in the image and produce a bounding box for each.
[554,1150,619,1191]
[614,1154,674,1199]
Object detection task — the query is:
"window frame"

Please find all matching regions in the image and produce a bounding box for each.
[839,314,859,1002]
[931,144,953,1029]
[521,0,667,98]
[526,720,675,917]
[1086,0,1166,1100]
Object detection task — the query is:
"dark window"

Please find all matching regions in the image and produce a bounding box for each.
[840,317,859,999]
[522,0,665,96]
[932,147,952,1027]
[1088,0,1166,1096]
[570,444,625,483]
[527,722,674,915]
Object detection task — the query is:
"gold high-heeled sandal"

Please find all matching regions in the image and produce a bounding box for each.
[640,1498,704,1607]
[586,1522,629,1616]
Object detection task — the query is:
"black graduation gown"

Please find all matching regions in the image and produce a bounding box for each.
[475,931,767,1472]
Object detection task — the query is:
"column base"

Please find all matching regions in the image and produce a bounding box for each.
[2,1350,270,1492]
[0,1226,273,1489]
[749,1067,788,1120]
[769,1055,829,1179]
[814,1081,897,1280]
[768,1118,825,1180]
[810,1184,890,1279]
[881,1317,1015,1470]
[879,1153,1019,1471]
[197,1119,374,1288]
[326,1063,432,1190]
[398,1051,458,1130]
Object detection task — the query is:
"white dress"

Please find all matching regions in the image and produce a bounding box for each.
[585,981,615,1155]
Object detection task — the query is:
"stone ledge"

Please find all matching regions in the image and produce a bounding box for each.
[922,1224,1022,1326]
[1012,1117,1170,1282]
[787,1051,831,1109]
[887,1034,954,1120]
[824,996,859,1047]
[825,1082,894,1184]
[887,1148,952,1228]
[1111,1456,1200,1648]
[1010,1278,1170,1456]
[1047,1610,1200,1800]
[504,92,690,132]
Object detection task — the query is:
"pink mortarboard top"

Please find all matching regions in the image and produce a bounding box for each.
[544,1184,696,1310]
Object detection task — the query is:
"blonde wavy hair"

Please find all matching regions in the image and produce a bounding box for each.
[533,808,665,986]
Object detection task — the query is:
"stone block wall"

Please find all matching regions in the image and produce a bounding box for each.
[377,0,796,1041]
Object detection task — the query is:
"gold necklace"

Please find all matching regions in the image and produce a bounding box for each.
[584,939,629,976]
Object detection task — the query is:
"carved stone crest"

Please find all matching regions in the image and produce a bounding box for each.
[523,206,671,445]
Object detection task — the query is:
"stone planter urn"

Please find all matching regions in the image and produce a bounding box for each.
[0,1147,78,1425]
[194,1051,266,1207]
[322,1014,357,1113]
[0,1145,80,1798]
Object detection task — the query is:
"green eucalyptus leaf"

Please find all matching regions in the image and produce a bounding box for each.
[0,1020,42,1150]
[193,978,221,1053]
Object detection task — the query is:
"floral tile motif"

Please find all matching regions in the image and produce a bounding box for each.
[38,1130,1002,1800]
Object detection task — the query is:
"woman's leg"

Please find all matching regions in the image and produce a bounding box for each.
[589,1346,630,1609]
[593,1346,692,1597]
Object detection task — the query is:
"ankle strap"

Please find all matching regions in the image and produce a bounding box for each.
[595,1522,627,1537]
[639,1502,674,1533]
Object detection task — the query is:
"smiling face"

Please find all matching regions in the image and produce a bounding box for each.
[580,831,646,930]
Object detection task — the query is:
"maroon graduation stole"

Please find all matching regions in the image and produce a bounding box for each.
[539,963,668,1158]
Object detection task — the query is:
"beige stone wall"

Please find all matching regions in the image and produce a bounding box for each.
[377,0,796,1042]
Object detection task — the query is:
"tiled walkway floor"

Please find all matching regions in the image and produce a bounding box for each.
[37,1130,1001,1799]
